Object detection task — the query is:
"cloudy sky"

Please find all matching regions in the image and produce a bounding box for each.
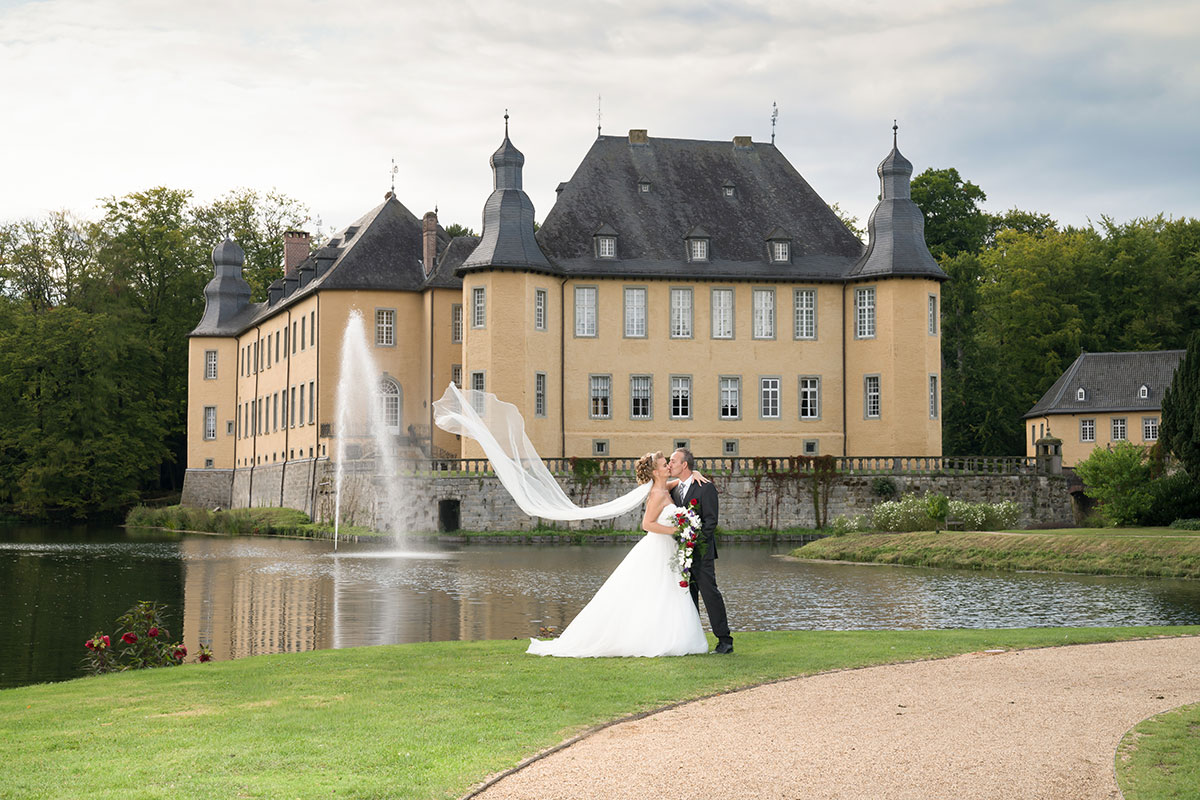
[2,0,1197,239]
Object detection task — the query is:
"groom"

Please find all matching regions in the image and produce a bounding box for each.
[668,448,733,654]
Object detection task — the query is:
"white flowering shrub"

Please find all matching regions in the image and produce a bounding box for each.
[984,500,1021,529]
[949,500,988,531]
[871,494,1023,532]
[830,513,870,536]
[871,493,935,531]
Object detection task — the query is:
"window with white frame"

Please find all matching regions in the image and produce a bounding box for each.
[800,376,820,419]
[589,375,611,419]
[203,406,217,440]
[472,288,486,328]
[711,288,734,339]
[719,377,740,419]
[855,287,876,338]
[375,309,395,346]
[379,379,400,433]
[630,375,652,419]
[451,364,462,388]
[204,350,218,380]
[670,288,693,338]
[928,294,938,335]
[794,289,816,339]
[771,240,790,263]
[535,372,546,417]
[760,377,780,418]
[1139,384,1148,400]
[451,304,463,342]
[1081,418,1095,442]
[1112,417,1127,441]
[534,290,547,331]
[597,236,616,258]
[470,372,486,413]
[1076,387,1086,402]
[864,375,881,418]
[689,238,708,262]
[753,289,775,339]
[575,286,597,337]
[638,181,651,193]
[1144,416,1159,441]
[671,376,692,419]
[624,287,646,337]
[929,374,939,419]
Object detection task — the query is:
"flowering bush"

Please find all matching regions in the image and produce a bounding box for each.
[871,493,1022,532]
[829,514,870,536]
[83,600,214,675]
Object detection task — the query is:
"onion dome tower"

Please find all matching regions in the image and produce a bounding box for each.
[193,237,251,334]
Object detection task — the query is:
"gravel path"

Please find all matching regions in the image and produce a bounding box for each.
[471,637,1200,799]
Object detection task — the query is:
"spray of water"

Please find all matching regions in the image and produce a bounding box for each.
[332,310,407,549]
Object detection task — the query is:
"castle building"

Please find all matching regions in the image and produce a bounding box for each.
[183,124,946,511]
[1023,350,1184,467]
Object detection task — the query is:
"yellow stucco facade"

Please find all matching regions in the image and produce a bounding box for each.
[1024,412,1161,467]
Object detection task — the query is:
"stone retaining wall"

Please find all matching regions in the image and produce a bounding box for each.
[184,462,1074,531]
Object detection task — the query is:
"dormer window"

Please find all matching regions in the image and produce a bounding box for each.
[637,180,651,193]
[1139,384,1149,399]
[1076,388,1086,402]
[765,227,792,264]
[592,223,619,259]
[722,181,735,197]
[684,226,710,262]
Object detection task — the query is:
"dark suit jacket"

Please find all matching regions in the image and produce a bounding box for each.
[680,478,719,560]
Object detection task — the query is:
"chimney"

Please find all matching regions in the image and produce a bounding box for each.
[733,135,753,149]
[283,230,311,277]
[628,129,649,145]
[422,211,438,277]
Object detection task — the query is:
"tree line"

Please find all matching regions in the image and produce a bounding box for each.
[1,176,1197,518]
[911,168,1200,455]
[0,188,310,518]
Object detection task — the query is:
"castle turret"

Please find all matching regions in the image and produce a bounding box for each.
[192,238,252,334]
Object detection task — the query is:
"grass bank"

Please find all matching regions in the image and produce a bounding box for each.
[2,628,1195,800]
[791,528,1200,579]
[1116,701,1200,799]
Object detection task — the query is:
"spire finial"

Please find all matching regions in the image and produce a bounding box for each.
[771,101,778,145]
[597,94,602,139]
[893,119,898,148]
[390,157,398,194]
[504,109,509,137]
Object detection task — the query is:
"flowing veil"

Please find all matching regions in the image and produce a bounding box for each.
[432,383,650,520]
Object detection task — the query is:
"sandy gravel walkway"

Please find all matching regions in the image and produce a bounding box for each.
[471,637,1200,800]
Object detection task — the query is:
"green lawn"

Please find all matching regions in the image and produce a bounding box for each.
[1117,701,1200,799]
[2,628,1197,799]
[792,528,1200,579]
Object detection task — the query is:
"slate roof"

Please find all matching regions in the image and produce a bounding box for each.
[191,195,450,336]
[1023,350,1186,418]
[424,235,475,289]
[533,134,869,282]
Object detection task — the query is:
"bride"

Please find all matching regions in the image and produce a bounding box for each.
[432,385,709,658]
[527,452,709,658]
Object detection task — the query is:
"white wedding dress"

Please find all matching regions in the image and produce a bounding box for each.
[527,503,709,658]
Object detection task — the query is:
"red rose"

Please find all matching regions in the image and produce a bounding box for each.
[147,627,159,638]
[101,635,110,648]
[679,580,689,587]
[198,652,212,663]
[84,639,95,650]
[121,632,138,644]
[173,647,187,659]
[690,498,698,506]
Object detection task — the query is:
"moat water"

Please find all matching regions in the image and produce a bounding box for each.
[4,524,1200,688]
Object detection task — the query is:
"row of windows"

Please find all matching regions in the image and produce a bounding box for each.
[588,437,822,458]
[460,285,938,342]
[238,310,317,377]
[1073,416,1159,444]
[236,381,317,438]
[589,233,792,264]
[1076,384,1154,402]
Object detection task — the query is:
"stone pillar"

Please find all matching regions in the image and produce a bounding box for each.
[1035,437,1063,475]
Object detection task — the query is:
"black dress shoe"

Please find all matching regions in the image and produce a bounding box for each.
[714,641,734,654]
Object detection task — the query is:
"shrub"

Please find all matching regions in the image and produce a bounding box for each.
[872,494,1021,532]
[872,493,935,531]
[871,477,898,499]
[1139,470,1200,526]
[984,500,1021,530]
[1074,441,1155,526]
[84,601,213,675]
[1170,518,1200,530]
[829,513,870,536]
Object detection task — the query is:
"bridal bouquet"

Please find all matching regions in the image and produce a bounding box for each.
[673,499,702,587]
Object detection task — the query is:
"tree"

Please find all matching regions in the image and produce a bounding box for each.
[1074,442,1155,526]
[1162,330,1200,478]
[910,167,989,259]
[827,202,865,240]
[443,222,477,239]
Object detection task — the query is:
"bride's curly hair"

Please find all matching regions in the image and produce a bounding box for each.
[634,451,664,484]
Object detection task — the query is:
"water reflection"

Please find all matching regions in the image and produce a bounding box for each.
[4,526,1200,689]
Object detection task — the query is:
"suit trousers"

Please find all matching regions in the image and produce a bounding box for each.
[689,551,731,643]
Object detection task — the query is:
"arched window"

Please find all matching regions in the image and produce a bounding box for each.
[378,378,401,434]
[1139,384,1149,399]
[1076,388,1086,402]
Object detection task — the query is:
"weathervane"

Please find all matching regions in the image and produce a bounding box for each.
[390,158,398,194]
[771,101,778,144]
[597,94,602,138]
